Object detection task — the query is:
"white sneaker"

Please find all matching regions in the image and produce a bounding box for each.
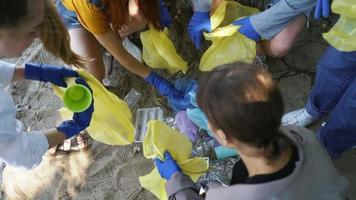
[282,108,316,127]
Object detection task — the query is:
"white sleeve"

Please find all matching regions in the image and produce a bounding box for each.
[0,88,49,170]
[0,60,16,87]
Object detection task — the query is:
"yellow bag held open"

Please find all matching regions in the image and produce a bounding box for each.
[139,121,209,200]
[323,0,356,52]
[53,69,135,145]
[199,1,259,71]
[141,25,188,74]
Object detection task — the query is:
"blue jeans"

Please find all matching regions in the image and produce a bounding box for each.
[306,46,356,157]
[55,0,82,29]
[55,0,105,29]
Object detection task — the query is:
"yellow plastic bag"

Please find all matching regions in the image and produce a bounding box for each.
[200,1,259,71]
[330,0,356,18]
[53,69,135,145]
[139,121,209,200]
[141,26,188,74]
[323,0,356,52]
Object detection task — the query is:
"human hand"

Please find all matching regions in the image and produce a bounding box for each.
[154,151,181,180]
[57,78,94,138]
[314,0,330,20]
[233,17,261,41]
[24,63,78,87]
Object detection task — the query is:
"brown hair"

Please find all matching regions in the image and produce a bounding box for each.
[102,0,161,31]
[0,0,28,28]
[197,62,292,160]
[39,0,84,67]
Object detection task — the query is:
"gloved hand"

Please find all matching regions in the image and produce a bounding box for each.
[154,151,181,180]
[188,0,212,49]
[24,63,79,87]
[57,78,94,139]
[233,17,261,42]
[314,0,330,20]
[159,0,172,28]
[145,71,194,111]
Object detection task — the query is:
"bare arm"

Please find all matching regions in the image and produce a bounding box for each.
[94,29,151,78]
[43,129,67,148]
[12,64,25,82]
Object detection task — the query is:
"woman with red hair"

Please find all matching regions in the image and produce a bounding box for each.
[56,0,189,108]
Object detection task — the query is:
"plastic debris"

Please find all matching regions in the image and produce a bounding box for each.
[135,107,164,142]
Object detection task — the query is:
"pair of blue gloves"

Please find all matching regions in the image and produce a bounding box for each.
[187,0,260,48]
[188,0,331,49]
[24,63,94,139]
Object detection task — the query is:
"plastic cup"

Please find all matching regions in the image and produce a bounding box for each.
[63,84,92,112]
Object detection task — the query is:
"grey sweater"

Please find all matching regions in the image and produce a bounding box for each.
[166,125,349,200]
[250,0,317,39]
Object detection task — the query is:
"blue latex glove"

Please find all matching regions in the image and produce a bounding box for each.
[57,78,94,138]
[159,0,172,28]
[233,17,261,42]
[154,151,181,180]
[24,63,79,87]
[188,12,211,49]
[145,71,193,111]
[314,0,330,20]
[168,79,197,111]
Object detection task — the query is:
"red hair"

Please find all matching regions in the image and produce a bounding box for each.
[102,0,161,31]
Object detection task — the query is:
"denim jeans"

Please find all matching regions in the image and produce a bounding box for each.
[306,45,356,157]
[55,0,82,29]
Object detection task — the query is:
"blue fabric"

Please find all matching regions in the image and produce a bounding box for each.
[154,152,181,180]
[233,17,261,42]
[24,63,79,87]
[314,0,330,20]
[305,46,356,157]
[55,0,82,29]
[159,0,172,28]
[188,11,211,49]
[57,78,94,139]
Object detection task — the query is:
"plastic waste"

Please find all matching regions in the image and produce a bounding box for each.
[215,146,238,160]
[141,25,188,74]
[63,82,92,112]
[122,37,143,62]
[323,0,356,52]
[187,108,214,137]
[135,107,164,142]
[173,111,199,142]
[139,121,209,200]
[123,89,141,109]
[197,157,239,192]
[199,1,259,71]
[53,69,135,145]
[168,79,197,112]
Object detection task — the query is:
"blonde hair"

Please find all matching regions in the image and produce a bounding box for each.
[39,0,85,67]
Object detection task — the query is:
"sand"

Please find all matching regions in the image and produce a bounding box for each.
[0,0,355,199]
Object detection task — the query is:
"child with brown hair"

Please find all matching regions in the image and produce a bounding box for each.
[154,62,348,200]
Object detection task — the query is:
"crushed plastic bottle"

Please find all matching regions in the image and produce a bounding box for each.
[134,107,164,142]
[123,89,141,109]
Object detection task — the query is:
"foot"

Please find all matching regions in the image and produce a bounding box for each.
[49,134,88,155]
[282,108,317,126]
